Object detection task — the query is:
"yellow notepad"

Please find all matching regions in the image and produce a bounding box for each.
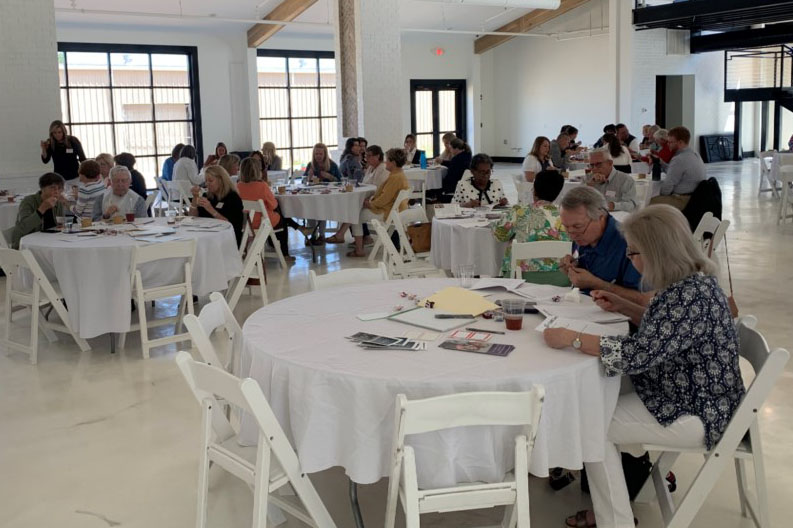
[419,287,498,317]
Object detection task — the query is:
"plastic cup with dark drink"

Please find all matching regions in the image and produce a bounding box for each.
[126,213,135,223]
[501,299,526,331]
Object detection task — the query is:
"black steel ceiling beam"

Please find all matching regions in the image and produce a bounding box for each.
[691,22,793,53]
[633,0,793,31]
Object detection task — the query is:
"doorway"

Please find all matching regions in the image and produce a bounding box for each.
[410,79,466,158]
[656,75,695,131]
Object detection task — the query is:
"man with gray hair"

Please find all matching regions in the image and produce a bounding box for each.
[559,186,642,301]
[92,165,148,221]
[586,148,637,212]
[550,132,570,170]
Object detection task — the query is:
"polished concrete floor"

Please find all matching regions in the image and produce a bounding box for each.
[0,160,791,528]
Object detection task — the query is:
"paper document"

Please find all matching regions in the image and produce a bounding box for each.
[535,301,630,324]
[535,316,627,336]
[389,307,474,332]
[419,287,498,316]
[512,283,572,302]
[433,203,462,219]
[469,278,526,293]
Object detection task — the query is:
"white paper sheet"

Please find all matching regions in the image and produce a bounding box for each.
[535,302,630,324]
[534,315,627,336]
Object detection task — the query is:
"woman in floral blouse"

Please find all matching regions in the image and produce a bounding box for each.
[544,205,744,528]
[491,170,570,285]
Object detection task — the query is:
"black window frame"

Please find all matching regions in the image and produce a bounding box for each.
[58,42,203,186]
[410,79,467,158]
[256,49,337,170]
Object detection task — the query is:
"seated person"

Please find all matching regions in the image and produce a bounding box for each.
[348,148,410,257]
[452,153,507,208]
[586,148,637,212]
[218,154,241,179]
[492,170,570,286]
[439,138,473,203]
[550,132,570,171]
[12,172,68,248]
[92,166,148,222]
[113,152,148,200]
[544,205,744,528]
[204,142,227,167]
[302,143,341,245]
[338,137,363,181]
[593,124,616,148]
[558,186,645,304]
[189,166,245,247]
[650,126,706,210]
[433,132,456,163]
[361,145,389,188]
[522,136,555,182]
[236,158,305,262]
[600,133,632,173]
[74,160,106,219]
[403,134,424,165]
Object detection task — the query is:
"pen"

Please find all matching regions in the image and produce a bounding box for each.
[434,314,475,319]
[465,327,505,335]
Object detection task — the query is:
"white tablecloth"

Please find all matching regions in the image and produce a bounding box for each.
[20,218,243,338]
[0,200,21,231]
[239,278,621,488]
[275,184,376,224]
[557,176,662,208]
[430,214,506,277]
[404,166,447,191]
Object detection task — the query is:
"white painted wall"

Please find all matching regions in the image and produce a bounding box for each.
[56,23,254,159]
[1,0,61,192]
[481,32,614,158]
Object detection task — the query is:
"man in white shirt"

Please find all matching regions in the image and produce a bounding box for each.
[92,166,148,221]
[586,149,637,212]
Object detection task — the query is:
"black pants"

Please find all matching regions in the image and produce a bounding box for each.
[273,215,301,256]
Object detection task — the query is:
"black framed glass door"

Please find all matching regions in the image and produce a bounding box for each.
[410,79,466,158]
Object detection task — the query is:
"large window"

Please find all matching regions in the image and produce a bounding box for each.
[410,80,467,159]
[58,43,202,188]
[257,50,337,173]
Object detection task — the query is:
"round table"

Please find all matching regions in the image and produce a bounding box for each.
[430,211,507,277]
[238,278,621,488]
[275,184,376,224]
[20,217,243,339]
[556,176,662,208]
[0,199,21,231]
[404,166,447,191]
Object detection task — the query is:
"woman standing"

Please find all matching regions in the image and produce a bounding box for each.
[521,136,554,182]
[543,205,744,528]
[40,120,86,183]
[189,165,244,247]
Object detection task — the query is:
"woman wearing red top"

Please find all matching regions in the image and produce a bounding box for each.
[236,157,306,262]
[643,128,673,165]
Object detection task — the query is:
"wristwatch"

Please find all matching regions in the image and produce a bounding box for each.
[572,331,583,350]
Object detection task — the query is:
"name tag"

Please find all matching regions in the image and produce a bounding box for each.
[216,202,224,208]
[605,190,616,198]
[66,149,74,154]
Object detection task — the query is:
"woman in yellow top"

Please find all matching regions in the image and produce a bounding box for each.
[348,147,410,257]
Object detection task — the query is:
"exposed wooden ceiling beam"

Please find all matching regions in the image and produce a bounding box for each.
[247,0,318,48]
[474,0,592,54]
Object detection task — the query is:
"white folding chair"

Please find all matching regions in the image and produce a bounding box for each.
[165,180,192,212]
[370,219,441,279]
[509,240,572,279]
[308,262,388,291]
[0,248,91,364]
[405,170,427,208]
[144,191,157,215]
[634,316,789,528]
[183,292,242,373]
[390,204,431,263]
[692,212,730,255]
[368,189,412,262]
[241,199,286,268]
[174,352,338,528]
[512,174,533,205]
[0,226,14,248]
[118,240,196,359]
[384,387,545,528]
[777,166,793,224]
[757,151,778,197]
[226,215,269,311]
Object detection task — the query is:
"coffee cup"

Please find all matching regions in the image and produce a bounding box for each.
[112,215,124,225]
[81,218,92,228]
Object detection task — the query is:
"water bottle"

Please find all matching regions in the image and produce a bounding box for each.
[651,157,661,181]
[419,150,427,169]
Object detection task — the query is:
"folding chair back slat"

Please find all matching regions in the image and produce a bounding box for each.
[184,291,242,372]
[309,262,388,291]
[510,240,572,279]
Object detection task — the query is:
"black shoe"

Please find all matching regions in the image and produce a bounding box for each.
[549,468,575,491]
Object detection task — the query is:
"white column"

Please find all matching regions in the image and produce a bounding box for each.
[609,0,633,126]
[0,0,61,192]
[333,0,404,148]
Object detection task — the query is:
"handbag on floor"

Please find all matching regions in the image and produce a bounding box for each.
[406,222,432,253]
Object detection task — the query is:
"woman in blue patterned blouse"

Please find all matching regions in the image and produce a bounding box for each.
[544,204,744,528]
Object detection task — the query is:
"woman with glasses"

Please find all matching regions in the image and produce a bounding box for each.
[452,153,506,208]
[544,204,744,528]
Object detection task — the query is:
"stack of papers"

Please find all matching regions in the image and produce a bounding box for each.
[418,287,498,316]
[535,301,630,324]
[433,203,464,219]
[534,316,627,337]
[346,332,426,351]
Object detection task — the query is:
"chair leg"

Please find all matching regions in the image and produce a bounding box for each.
[269,230,287,269]
[38,308,58,343]
[749,423,771,528]
[735,459,749,518]
[252,445,271,528]
[30,291,40,365]
[256,261,268,305]
[195,440,210,528]
[136,293,150,360]
[368,239,382,261]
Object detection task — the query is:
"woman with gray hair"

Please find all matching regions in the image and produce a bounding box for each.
[544,205,744,528]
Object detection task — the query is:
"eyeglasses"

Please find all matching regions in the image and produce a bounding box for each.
[566,217,593,234]
[625,249,641,258]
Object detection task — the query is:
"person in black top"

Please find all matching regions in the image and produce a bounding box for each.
[403,134,425,165]
[188,165,244,247]
[113,152,148,201]
[593,124,617,149]
[40,120,86,182]
[439,138,473,203]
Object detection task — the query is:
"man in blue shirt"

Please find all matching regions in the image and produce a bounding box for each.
[559,186,648,305]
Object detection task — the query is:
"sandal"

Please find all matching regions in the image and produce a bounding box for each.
[566,510,596,528]
[325,235,346,244]
[346,250,366,257]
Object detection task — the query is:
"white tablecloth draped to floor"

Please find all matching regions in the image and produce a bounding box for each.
[275,184,376,224]
[238,278,621,489]
[20,217,242,338]
[430,214,506,277]
[404,166,447,191]
[0,200,21,231]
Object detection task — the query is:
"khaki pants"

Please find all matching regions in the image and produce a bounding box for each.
[649,194,691,210]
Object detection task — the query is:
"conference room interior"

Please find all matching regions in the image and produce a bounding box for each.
[2,1,793,527]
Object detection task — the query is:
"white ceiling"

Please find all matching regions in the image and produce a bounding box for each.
[54,0,606,39]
